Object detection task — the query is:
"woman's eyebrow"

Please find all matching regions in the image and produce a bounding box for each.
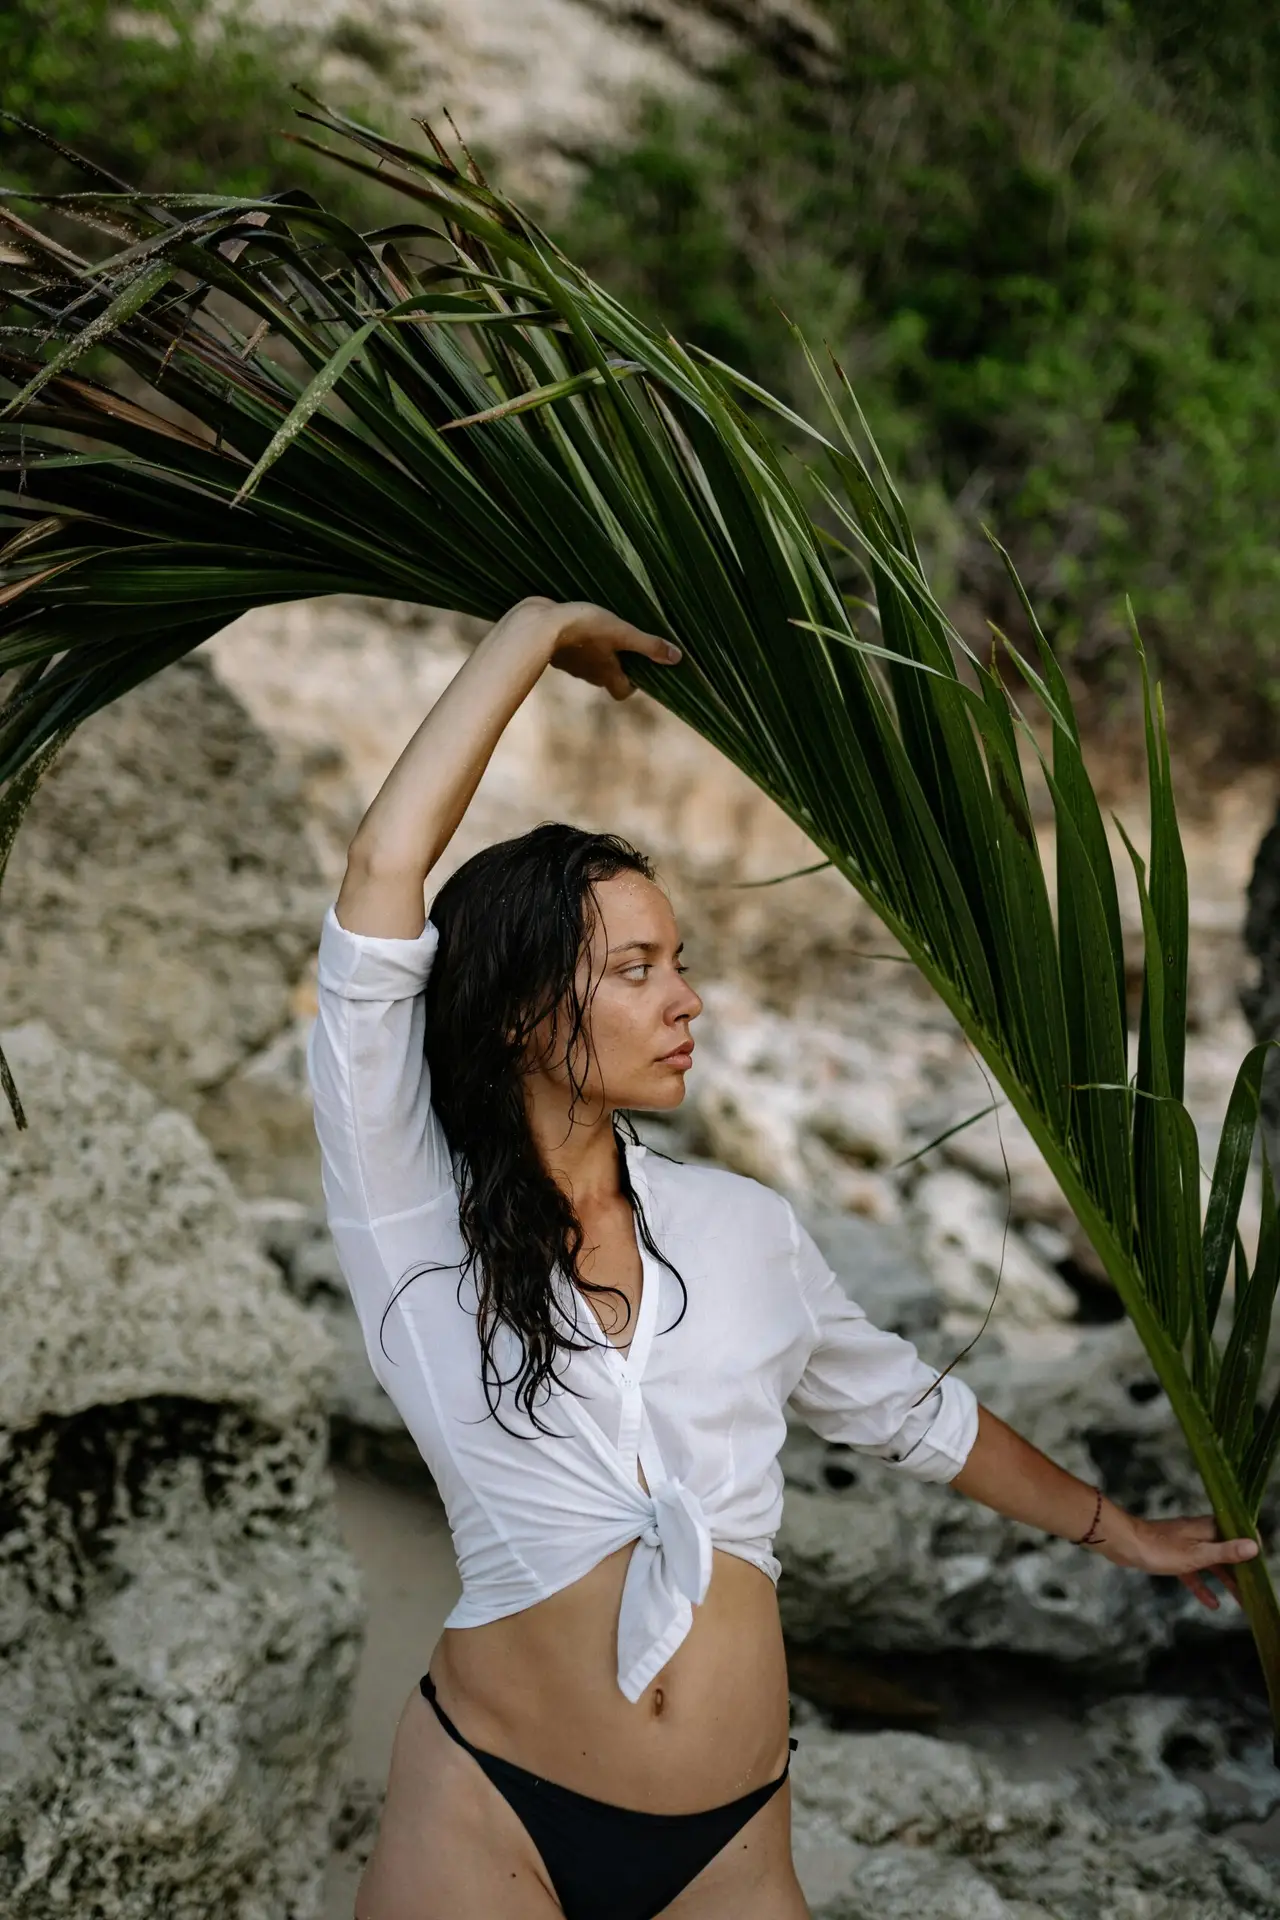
[607,939,685,956]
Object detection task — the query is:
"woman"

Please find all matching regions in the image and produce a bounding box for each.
[307,595,1258,1920]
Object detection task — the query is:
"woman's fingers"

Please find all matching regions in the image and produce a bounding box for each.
[554,603,681,665]
[1128,1505,1258,1597]
[1179,1561,1247,1609]
[603,624,680,693]
[1180,1570,1221,1610]
[1181,1534,1260,1570]
[612,618,681,663]
[1131,1517,1259,1608]
[1149,1516,1255,1611]
[549,607,682,697]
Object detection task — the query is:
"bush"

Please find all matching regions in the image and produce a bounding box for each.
[560,0,1280,748]
[0,0,372,214]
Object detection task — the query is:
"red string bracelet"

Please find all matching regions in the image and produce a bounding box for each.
[1073,1485,1105,1547]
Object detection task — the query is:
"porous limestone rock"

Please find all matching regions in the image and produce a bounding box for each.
[0,1021,364,1920]
[1080,1692,1280,1834]
[0,652,329,1202]
[937,1102,1074,1234]
[789,1717,1280,1920]
[909,1167,1078,1330]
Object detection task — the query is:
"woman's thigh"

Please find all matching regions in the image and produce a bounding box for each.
[661,1781,810,1920]
[354,1687,560,1920]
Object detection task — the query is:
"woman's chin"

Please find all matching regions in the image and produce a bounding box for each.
[623,1078,688,1113]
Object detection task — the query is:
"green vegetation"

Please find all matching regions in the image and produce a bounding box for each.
[3,0,1279,743]
[0,0,371,214]
[562,0,1280,745]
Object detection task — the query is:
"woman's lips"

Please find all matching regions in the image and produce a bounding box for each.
[657,1042,694,1067]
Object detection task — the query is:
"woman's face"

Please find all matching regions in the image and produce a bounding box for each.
[529,871,703,1116]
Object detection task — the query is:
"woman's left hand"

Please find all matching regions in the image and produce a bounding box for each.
[1097,1511,1261,1610]
[949,1409,1263,1614]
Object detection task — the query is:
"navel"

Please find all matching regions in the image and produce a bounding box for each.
[652,1685,666,1718]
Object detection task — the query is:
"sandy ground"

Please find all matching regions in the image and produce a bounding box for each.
[323,1467,461,1920]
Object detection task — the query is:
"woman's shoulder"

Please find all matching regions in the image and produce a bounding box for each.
[635,1147,793,1232]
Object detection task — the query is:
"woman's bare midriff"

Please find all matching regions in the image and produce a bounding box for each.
[422,1540,791,1813]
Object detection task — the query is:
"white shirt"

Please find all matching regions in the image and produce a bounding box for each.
[306,903,980,1701]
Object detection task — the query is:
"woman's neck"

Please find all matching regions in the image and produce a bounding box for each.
[526,1093,624,1209]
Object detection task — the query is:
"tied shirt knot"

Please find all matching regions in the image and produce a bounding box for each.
[616,1476,715,1697]
[637,1479,713,1609]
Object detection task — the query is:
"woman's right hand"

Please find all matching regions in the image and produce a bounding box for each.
[342,597,682,900]
[510,596,682,701]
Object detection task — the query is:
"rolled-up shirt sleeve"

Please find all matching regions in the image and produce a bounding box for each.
[785,1201,979,1483]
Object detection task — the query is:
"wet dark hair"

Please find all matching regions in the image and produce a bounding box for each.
[377,821,688,1437]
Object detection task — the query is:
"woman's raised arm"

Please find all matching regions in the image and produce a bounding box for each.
[336,596,681,938]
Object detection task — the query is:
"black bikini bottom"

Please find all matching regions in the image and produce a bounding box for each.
[419,1669,797,1920]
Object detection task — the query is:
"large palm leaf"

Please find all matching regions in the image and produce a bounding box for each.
[3,103,1279,1747]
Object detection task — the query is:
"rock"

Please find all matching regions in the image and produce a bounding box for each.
[0,653,329,1203]
[236,0,834,204]
[0,1021,364,1920]
[910,1169,1079,1329]
[783,1644,940,1726]
[693,1059,814,1192]
[678,981,915,1212]
[1083,1694,1280,1834]
[788,1718,1280,1920]
[797,1834,1029,1919]
[792,1724,1079,1849]
[202,1012,328,1206]
[937,1103,1069,1227]
[776,1455,1160,1669]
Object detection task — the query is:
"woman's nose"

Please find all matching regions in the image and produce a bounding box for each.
[673,979,702,1021]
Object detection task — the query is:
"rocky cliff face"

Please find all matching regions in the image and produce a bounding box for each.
[234,0,833,198]
[0,652,337,1206]
[0,652,328,1166]
[788,1708,1280,1920]
[0,1020,363,1920]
